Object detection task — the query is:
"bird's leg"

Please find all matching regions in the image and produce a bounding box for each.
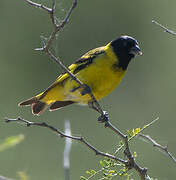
[98,111,109,124]
[88,101,109,123]
[81,84,92,95]
[81,84,109,123]
[88,101,101,113]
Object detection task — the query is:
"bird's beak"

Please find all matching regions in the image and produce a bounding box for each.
[130,45,142,56]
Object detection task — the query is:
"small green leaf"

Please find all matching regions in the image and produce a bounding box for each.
[143,125,147,129]
[90,169,96,174]
[103,160,109,167]
[132,129,135,136]
[122,168,126,172]
[127,130,132,138]
[135,128,141,134]
[133,151,137,158]
[108,170,115,174]
[86,170,91,175]
[99,160,105,168]
[80,176,87,180]
[0,134,24,152]
[107,173,113,177]
[119,140,124,146]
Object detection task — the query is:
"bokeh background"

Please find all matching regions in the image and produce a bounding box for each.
[1,0,176,179]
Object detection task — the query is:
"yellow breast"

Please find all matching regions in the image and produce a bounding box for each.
[64,44,126,104]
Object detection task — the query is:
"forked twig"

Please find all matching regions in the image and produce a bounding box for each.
[5,115,151,179]
[25,0,53,13]
[138,133,176,164]
[4,117,126,165]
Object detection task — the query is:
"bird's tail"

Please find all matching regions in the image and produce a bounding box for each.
[18,94,48,116]
[18,77,77,115]
[18,93,75,116]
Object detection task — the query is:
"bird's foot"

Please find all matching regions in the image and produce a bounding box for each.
[81,84,92,95]
[98,111,109,126]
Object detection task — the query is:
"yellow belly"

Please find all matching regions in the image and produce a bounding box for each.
[64,55,126,104]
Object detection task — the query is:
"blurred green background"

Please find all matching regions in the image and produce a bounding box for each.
[1,0,176,179]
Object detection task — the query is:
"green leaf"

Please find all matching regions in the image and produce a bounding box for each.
[86,170,92,175]
[80,176,87,180]
[135,128,141,134]
[0,134,24,152]
[133,151,137,158]
[132,129,135,136]
[99,160,105,168]
[103,160,109,167]
[108,170,115,174]
[90,169,96,175]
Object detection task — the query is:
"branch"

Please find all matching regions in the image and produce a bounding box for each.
[5,116,149,179]
[25,0,77,51]
[152,20,176,36]
[138,133,176,164]
[104,118,159,179]
[104,120,147,179]
[25,0,53,13]
[4,117,126,165]
[114,117,159,155]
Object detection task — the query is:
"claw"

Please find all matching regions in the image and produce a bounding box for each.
[81,84,92,95]
[98,111,109,123]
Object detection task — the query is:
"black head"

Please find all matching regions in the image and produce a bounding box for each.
[111,36,142,70]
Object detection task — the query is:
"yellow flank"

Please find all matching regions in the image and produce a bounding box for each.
[39,43,126,105]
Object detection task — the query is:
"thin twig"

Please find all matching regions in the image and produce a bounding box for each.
[47,50,85,87]
[152,20,176,36]
[4,117,126,165]
[25,0,52,13]
[57,0,78,30]
[114,117,159,155]
[104,118,159,179]
[26,0,78,53]
[138,133,176,164]
[105,121,126,139]
[105,121,147,179]
[106,118,159,179]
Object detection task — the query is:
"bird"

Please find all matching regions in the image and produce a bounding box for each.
[18,35,142,116]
